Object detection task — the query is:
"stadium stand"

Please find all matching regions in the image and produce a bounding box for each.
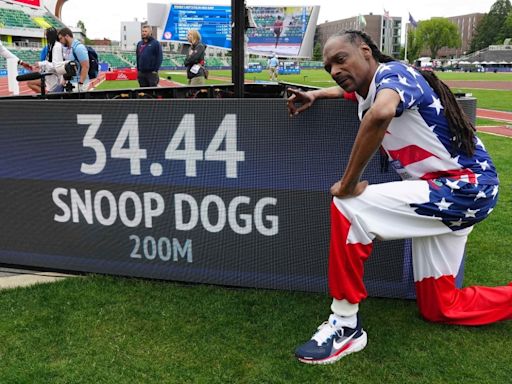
[300,60,323,68]
[100,52,132,69]
[170,54,186,66]
[205,57,228,67]
[461,45,512,63]
[161,55,176,68]
[41,13,65,29]
[0,7,40,29]
[0,1,65,30]
[119,52,136,66]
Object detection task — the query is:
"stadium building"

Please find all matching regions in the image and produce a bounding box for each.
[416,13,484,59]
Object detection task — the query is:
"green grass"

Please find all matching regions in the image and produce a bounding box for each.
[96,69,511,114]
[93,80,139,90]
[449,88,512,112]
[436,72,512,81]
[477,117,510,126]
[0,133,510,383]
[2,72,512,380]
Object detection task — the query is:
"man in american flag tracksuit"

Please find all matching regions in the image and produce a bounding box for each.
[287,30,512,365]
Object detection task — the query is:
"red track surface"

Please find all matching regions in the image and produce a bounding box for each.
[1,76,511,137]
[444,80,512,90]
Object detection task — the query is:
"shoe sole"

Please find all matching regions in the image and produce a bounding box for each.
[297,331,368,365]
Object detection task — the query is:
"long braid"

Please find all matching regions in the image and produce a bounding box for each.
[333,29,476,157]
[419,70,476,156]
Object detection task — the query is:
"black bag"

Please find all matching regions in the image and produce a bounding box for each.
[73,44,99,79]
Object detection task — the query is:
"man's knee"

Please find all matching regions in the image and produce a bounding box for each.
[415,283,456,323]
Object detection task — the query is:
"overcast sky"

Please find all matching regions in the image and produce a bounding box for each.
[61,0,497,41]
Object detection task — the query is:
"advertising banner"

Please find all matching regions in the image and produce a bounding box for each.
[278,61,301,75]
[0,99,418,298]
[11,0,40,7]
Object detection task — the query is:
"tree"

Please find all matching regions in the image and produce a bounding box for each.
[76,20,92,45]
[503,11,512,42]
[77,20,87,36]
[312,42,322,61]
[470,0,512,51]
[401,28,422,63]
[416,18,461,58]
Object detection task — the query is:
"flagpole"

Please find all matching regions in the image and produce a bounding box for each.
[387,17,391,55]
[404,24,408,63]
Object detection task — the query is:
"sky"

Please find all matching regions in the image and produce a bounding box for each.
[61,0,498,41]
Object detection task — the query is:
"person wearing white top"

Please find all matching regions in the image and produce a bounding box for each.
[29,28,64,94]
[0,40,18,61]
[0,40,32,68]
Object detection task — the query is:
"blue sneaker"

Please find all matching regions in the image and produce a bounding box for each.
[295,314,367,364]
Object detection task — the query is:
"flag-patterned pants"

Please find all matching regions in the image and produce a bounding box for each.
[329,179,512,325]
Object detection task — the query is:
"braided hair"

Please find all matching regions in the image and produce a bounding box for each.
[419,70,476,156]
[333,30,476,156]
[45,27,58,62]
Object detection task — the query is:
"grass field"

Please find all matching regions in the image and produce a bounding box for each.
[435,71,512,81]
[449,88,512,112]
[95,69,512,114]
[477,117,510,126]
[0,131,510,383]
[3,70,509,383]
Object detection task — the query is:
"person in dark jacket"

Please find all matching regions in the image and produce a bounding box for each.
[184,29,206,85]
[136,25,163,87]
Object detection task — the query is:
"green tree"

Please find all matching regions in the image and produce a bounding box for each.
[503,11,512,41]
[76,20,92,45]
[470,0,512,51]
[312,42,322,61]
[77,20,87,36]
[416,18,460,58]
[401,28,422,63]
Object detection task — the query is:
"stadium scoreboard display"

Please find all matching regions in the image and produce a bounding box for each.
[155,3,320,57]
[161,4,232,49]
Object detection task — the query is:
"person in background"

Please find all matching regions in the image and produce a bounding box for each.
[184,29,206,86]
[28,27,64,94]
[273,15,284,48]
[39,44,48,61]
[136,25,162,87]
[287,30,512,365]
[58,27,89,92]
[0,40,31,69]
[268,53,279,81]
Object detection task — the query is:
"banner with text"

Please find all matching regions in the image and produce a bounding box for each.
[0,99,417,298]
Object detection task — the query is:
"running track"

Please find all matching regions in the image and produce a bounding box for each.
[1,76,511,137]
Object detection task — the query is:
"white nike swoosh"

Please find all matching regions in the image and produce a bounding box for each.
[332,333,355,350]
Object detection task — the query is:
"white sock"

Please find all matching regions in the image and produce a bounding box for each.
[331,298,359,317]
[330,313,357,329]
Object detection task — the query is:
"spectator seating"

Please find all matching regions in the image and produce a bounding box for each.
[101,52,132,69]
[0,7,39,29]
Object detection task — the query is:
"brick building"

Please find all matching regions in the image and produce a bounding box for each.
[416,13,484,58]
[315,13,402,58]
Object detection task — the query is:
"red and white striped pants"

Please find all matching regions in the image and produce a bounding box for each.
[329,179,512,325]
